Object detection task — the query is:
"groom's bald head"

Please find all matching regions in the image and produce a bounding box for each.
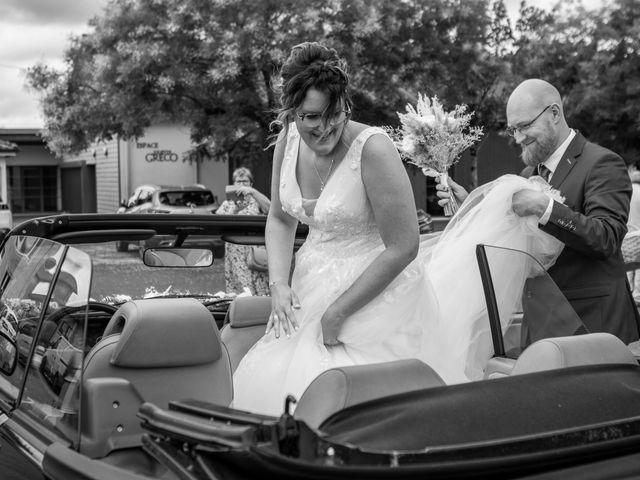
[507,79,564,118]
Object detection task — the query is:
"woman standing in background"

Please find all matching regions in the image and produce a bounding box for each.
[216,167,271,295]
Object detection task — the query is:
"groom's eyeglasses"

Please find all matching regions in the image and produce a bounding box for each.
[296,109,351,129]
[506,104,553,137]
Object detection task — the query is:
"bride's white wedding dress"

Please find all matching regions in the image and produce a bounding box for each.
[232,124,563,416]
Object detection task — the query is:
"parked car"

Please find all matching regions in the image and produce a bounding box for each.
[0,213,639,480]
[0,202,13,242]
[116,184,220,252]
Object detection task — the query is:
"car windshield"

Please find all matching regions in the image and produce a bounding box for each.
[0,236,92,442]
[480,244,588,359]
[159,190,214,207]
[76,236,225,301]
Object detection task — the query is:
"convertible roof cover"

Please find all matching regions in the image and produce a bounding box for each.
[9,213,308,242]
[320,364,640,451]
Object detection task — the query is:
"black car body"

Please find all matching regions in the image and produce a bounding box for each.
[0,213,639,480]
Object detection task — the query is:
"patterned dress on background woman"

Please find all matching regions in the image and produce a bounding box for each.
[216,196,269,296]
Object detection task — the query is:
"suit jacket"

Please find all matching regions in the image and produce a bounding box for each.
[522,132,640,344]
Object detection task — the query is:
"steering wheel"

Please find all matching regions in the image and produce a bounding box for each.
[43,302,119,328]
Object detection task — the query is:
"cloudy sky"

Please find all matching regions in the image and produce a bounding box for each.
[0,0,108,128]
[0,0,601,130]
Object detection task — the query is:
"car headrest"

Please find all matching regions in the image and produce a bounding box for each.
[105,298,221,368]
[294,359,446,430]
[511,332,637,376]
[226,296,271,328]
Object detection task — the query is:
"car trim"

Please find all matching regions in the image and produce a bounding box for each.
[11,214,309,242]
[51,229,156,243]
[476,244,506,356]
[3,416,45,468]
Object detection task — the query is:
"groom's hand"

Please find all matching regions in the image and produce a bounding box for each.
[435,176,469,207]
[511,189,549,218]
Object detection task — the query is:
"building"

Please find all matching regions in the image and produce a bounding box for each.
[61,123,230,213]
[0,124,231,218]
[0,139,19,206]
[0,129,58,217]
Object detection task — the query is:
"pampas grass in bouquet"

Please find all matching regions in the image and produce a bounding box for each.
[386,94,484,216]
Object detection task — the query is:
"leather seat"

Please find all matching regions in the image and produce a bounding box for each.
[220,296,271,372]
[80,298,232,458]
[294,359,446,430]
[510,332,638,376]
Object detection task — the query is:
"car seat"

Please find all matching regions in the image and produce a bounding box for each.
[220,296,271,373]
[510,332,638,376]
[80,298,232,458]
[294,359,446,430]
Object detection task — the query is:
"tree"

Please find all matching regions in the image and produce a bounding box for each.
[567,0,640,160]
[508,0,640,160]
[27,0,505,173]
[28,0,327,168]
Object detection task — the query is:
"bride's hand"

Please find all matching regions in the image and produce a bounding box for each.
[320,308,343,346]
[266,283,300,338]
[435,176,469,207]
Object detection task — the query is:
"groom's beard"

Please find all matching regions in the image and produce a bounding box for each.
[520,122,557,168]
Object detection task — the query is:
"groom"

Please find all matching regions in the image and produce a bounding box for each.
[438,78,640,344]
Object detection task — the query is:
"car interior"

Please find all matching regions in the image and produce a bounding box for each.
[3,216,640,477]
[60,292,638,468]
[79,298,231,459]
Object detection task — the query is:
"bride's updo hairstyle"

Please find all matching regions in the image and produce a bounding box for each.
[270,42,352,139]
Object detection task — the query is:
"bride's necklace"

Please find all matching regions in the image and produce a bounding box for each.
[313,153,335,192]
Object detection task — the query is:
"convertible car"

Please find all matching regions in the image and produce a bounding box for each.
[0,213,640,480]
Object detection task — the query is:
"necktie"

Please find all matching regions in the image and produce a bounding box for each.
[538,164,551,182]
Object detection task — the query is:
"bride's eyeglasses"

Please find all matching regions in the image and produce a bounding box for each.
[296,109,351,129]
[506,104,553,137]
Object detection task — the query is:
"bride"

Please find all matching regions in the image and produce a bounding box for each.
[232,42,563,416]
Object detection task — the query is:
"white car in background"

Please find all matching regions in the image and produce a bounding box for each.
[0,203,12,240]
[115,184,219,252]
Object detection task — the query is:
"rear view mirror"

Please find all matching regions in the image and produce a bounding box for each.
[143,248,213,267]
[0,331,17,376]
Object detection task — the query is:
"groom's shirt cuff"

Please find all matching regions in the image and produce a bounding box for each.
[538,197,554,225]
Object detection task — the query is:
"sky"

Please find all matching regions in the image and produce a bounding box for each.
[0,0,604,130]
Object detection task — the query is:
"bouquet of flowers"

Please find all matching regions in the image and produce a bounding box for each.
[387,94,484,216]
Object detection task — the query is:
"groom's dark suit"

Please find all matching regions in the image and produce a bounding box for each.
[522,132,640,344]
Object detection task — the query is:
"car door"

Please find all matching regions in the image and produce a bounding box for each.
[0,236,91,479]
[476,244,588,379]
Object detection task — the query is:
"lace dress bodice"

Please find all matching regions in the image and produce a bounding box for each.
[279,124,387,257]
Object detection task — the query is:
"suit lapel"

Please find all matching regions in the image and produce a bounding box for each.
[550,132,586,188]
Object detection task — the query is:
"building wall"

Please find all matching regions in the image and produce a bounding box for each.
[61,138,119,213]
[198,157,230,206]
[95,139,119,213]
[0,130,60,217]
[120,123,229,205]
[60,124,229,213]
[7,144,58,166]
